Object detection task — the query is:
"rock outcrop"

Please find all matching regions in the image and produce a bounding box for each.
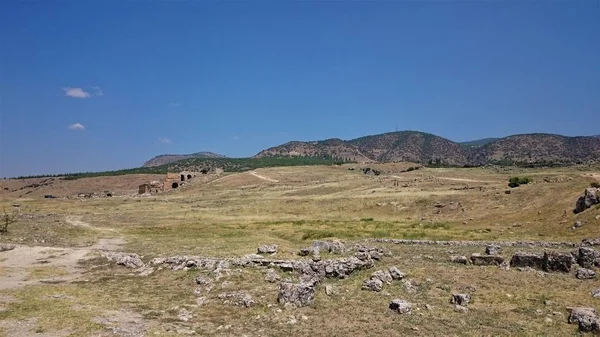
[568,307,600,333]
[389,299,412,314]
[574,188,600,214]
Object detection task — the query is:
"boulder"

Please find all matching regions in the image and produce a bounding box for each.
[485,245,502,255]
[389,299,412,314]
[543,251,573,273]
[574,188,600,214]
[450,293,471,306]
[388,266,406,280]
[470,253,505,266]
[371,270,393,284]
[257,244,278,254]
[102,252,144,269]
[218,292,255,307]
[576,268,596,280]
[509,252,544,270]
[450,255,468,264]
[264,268,281,283]
[277,281,316,307]
[578,247,598,269]
[592,289,600,299]
[312,240,345,254]
[568,307,600,332]
[362,278,383,292]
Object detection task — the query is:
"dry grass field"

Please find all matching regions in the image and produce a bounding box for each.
[1,163,600,336]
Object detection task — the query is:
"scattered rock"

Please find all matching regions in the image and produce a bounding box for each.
[287,316,298,325]
[592,289,600,299]
[485,245,502,255]
[470,253,505,266]
[574,188,600,214]
[265,268,281,283]
[578,247,598,269]
[454,305,469,313]
[195,275,211,286]
[567,307,600,332]
[362,278,383,292]
[572,221,583,230]
[277,281,316,307]
[370,270,393,284]
[218,292,255,307]
[576,268,596,280]
[389,299,412,314]
[325,285,337,296]
[0,244,16,252]
[450,255,468,264]
[177,308,193,322]
[312,240,345,254]
[257,244,278,254]
[510,252,544,270]
[450,293,471,306]
[388,266,405,280]
[542,251,573,273]
[102,252,144,269]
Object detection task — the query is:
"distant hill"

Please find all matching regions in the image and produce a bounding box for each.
[143,152,227,167]
[256,131,469,166]
[469,134,600,165]
[460,138,500,148]
[255,131,600,166]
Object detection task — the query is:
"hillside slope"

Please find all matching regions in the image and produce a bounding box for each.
[254,131,600,166]
[143,152,226,167]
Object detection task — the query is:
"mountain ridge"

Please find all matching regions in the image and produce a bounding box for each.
[255,131,600,166]
[143,152,227,167]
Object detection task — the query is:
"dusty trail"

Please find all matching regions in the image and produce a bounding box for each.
[249,171,279,183]
[0,216,125,290]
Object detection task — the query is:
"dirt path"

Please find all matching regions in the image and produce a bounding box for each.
[434,177,497,183]
[249,171,279,183]
[0,216,125,290]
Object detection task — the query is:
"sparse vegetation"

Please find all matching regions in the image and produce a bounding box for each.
[1,207,17,234]
[591,182,600,188]
[508,176,533,188]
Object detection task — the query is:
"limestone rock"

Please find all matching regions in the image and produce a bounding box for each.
[578,247,598,269]
[257,244,278,255]
[450,293,471,306]
[388,266,406,280]
[485,245,502,255]
[470,253,504,266]
[277,281,316,307]
[592,289,600,299]
[362,278,383,292]
[264,268,281,283]
[325,285,337,296]
[574,188,600,214]
[389,299,412,314]
[312,240,345,254]
[218,292,255,307]
[371,270,393,284]
[576,268,596,280]
[510,252,544,270]
[568,307,600,332]
[542,251,573,273]
[102,252,144,269]
[450,255,468,264]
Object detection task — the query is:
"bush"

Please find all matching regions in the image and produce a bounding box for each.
[508,176,532,188]
[591,182,600,188]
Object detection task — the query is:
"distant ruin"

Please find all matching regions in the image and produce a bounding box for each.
[138,168,224,195]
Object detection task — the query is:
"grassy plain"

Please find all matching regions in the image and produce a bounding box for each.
[0,163,599,336]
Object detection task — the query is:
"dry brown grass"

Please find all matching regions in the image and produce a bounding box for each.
[1,163,600,336]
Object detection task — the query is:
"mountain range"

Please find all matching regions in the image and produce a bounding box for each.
[143,152,227,167]
[144,132,600,167]
[254,131,600,166]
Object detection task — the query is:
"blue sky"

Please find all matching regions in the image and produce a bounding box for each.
[1,1,599,177]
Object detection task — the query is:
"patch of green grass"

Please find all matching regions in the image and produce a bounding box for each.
[302,230,337,241]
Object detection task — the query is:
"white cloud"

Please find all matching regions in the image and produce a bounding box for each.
[63,87,91,98]
[169,102,181,107]
[68,123,85,131]
[159,137,172,144]
[91,86,104,96]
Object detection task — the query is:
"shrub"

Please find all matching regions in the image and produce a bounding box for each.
[591,182,600,188]
[508,176,532,188]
